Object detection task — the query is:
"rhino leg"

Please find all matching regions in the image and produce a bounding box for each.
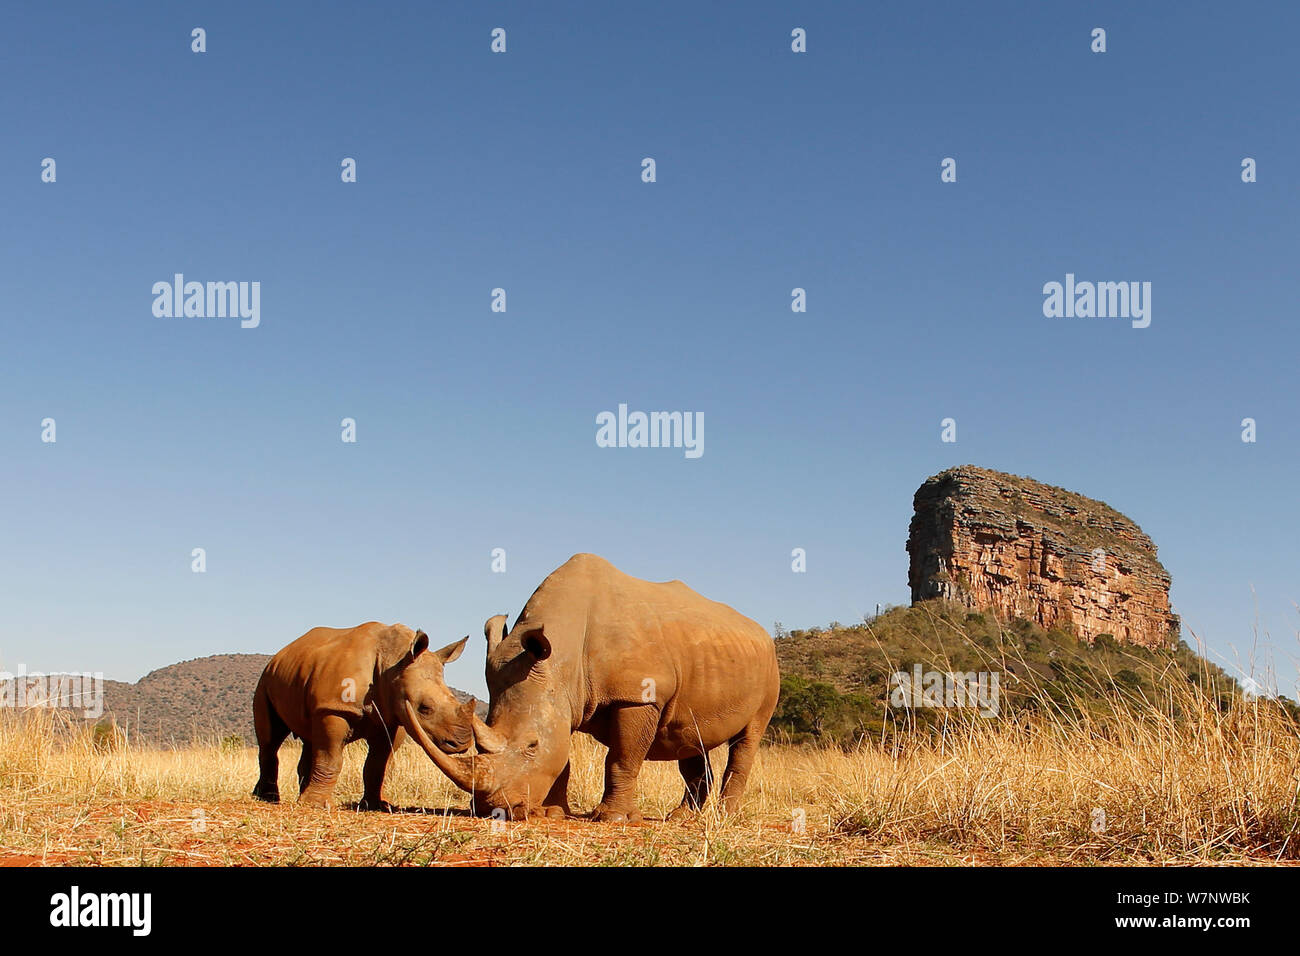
[299,714,349,808]
[541,761,571,819]
[718,719,765,814]
[296,743,314,795]
[667,753,711,821]
[591,704,657,823]
[358,730,398,812]
[252,686,289,802]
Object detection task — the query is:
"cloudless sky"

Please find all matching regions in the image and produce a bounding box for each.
[2,1,1297,700]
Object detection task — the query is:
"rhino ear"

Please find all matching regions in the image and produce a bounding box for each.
[521,627,551,662]
[435,635,469,664]
[484,614,509,654]
[407,630,430,661]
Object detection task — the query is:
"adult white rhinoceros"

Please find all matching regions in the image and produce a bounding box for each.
[409,553,781,821]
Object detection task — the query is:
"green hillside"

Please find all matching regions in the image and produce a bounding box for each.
[770,599,1297,743]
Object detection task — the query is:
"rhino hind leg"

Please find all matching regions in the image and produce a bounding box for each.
[252,684,290,802]
[717,719,766,815]
[667,753,712,821]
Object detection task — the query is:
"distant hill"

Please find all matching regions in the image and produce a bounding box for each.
[770,599,1297,743]
[94,654,480,749]
[98,654,270,747]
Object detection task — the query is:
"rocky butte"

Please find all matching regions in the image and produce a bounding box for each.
[906,466,1179,650]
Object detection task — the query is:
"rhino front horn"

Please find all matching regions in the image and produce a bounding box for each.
[402,701,495,795]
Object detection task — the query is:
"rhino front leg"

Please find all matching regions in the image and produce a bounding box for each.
[296,742,314,795]
[591,704,658,823]
[540,760,571,819]
[358,731,397,812]
[299,714,349,808]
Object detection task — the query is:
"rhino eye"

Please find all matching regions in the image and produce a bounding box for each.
[418,703,433,715]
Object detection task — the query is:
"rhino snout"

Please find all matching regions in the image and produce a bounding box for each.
[437,721,474,754]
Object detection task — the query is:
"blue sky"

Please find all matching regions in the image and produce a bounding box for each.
[2,1,1297,700]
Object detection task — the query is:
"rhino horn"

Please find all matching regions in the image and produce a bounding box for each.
[453,696,507,754]
[403,700,497,795]
[472,711,509,754]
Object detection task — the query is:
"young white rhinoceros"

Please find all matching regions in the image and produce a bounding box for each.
[410,554,781,821]
[252,622,484,810]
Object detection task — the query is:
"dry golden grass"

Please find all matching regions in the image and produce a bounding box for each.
[2,681,1298,866]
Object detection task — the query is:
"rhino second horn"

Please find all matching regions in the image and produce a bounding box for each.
[472,714,509,754]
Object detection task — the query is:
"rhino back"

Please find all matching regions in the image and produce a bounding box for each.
[262,622,395,736]
[515,555,778,727]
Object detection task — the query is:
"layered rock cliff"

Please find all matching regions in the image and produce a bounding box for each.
[906,466,1179,649]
